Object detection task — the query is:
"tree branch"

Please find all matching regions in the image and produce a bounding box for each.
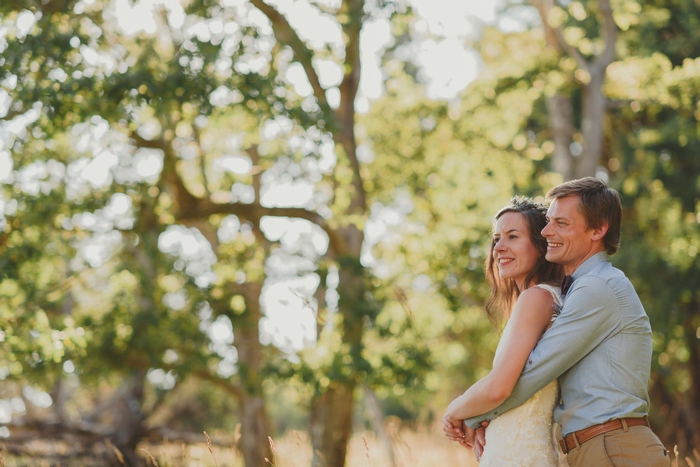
[0,421,233,448]
[248,0,329,110]
[337,1,363,111]
[0,108,24,121]
[130,131,344,254]
[129,131,165,150]
[536,0,617,73]
[191,368,244,401]
[3,0,73,16]
[130,130,203,216]
[193,124,211,197]
[120,352,245,403]
[532,0,586,68]
[245,145,262,206]
[307,0,339,15]
[3,418,114,440]
[595,0,617,70]
[177,200,345,256]
[550,17,588,71]
[531,0,559,49]
[335,0,366,214]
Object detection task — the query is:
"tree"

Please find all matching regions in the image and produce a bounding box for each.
[0,0,284,464]
[0,1,433,465]
[530,0,618,180]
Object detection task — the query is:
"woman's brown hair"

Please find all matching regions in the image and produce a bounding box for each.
[484,197,564,326]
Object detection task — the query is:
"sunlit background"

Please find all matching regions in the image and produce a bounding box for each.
[0,0,519,358]
[2,0,699,465]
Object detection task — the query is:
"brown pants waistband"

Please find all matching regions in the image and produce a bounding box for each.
[559,417,649,454]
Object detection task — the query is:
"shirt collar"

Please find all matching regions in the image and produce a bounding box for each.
[571,251,607,281]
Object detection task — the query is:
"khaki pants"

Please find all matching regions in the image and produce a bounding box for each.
[565,425,670,467]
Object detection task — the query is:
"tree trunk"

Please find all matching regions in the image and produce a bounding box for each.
[239,392,273,467]
[533,0,617,180]
[245,2,369,465]
[111,372,147,467]
[363,384,397,467]
[578,69,607,178]
[310,251,365,467]
[546,93,576,180]
[649,372,695,456]
[310,383,356,467]
[684,299,700,449]
[235,281,273,467]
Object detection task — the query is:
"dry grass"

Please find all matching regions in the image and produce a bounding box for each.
[135,425,479,467]
[1,429,697,467]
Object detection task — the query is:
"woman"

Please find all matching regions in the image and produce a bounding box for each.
[443,197,564,466]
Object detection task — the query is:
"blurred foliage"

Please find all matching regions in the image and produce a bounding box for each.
[1,0,700,464]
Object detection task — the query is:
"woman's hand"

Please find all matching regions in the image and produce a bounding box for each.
[442,413,466,442]
[442,413,488,456]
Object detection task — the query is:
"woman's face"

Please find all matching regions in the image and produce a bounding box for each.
[492,212,540,290]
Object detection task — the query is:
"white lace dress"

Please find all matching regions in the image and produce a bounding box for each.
[478,284,562,467]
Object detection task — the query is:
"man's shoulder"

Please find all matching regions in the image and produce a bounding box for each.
[569,262,621,305]
[584,260,632,289]
[575,260,644,314]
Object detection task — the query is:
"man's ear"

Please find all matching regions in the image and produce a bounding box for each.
[590,222,609,241]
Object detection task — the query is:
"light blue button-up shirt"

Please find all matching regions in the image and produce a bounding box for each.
[465,252,652,436]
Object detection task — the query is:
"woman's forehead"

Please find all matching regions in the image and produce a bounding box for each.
[494,212,527,232]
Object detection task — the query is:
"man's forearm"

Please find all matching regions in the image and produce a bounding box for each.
[463,280,619,428]
[462,372,550,428]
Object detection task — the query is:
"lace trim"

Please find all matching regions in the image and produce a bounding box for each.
[551,303,562,322]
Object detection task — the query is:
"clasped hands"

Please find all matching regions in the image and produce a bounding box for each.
[442,413,488,462]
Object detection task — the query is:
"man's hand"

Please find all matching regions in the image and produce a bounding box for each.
[470,421,488,462]
[456,420,488,461]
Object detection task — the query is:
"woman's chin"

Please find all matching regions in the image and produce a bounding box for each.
[498,268,513,279]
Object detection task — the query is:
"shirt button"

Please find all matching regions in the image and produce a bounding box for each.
[528,360,532,364]
[494,411,499,415]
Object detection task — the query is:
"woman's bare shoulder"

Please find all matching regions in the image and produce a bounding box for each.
[513,286,555,312]
[519,285,555,301]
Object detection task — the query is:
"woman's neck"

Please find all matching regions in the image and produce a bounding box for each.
[516,278,536,292]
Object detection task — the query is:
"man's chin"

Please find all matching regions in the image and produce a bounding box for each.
[545,252,561,263]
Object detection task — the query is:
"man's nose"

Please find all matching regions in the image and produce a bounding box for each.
[541,223,552,237]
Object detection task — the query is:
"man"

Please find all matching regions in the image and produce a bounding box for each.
[450,177,669,467]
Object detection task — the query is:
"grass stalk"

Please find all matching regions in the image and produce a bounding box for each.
[204,431,219,467]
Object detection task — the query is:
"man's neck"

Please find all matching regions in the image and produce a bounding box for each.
[564,249,606,276]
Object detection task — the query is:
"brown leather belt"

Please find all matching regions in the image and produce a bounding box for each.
[559,417,649,454]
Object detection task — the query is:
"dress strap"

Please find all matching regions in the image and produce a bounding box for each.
[535,284,563,323]
[535,283,563,306]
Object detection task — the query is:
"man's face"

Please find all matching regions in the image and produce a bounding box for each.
[542,195,601,275]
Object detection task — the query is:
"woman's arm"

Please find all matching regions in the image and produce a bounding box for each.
[444,287,554,422]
